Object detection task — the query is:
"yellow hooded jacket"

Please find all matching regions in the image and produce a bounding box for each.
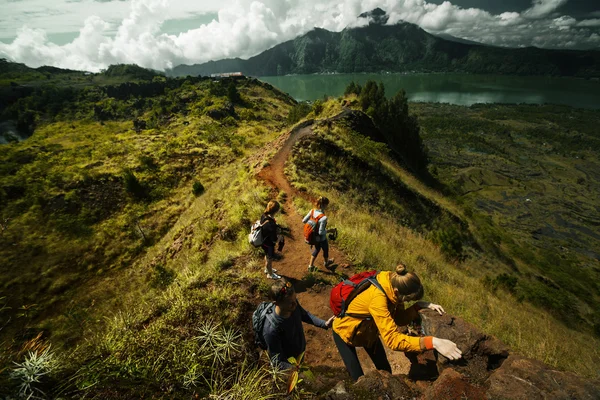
[332,271,434,352]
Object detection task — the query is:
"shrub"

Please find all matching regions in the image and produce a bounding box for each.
[312,99,324,116]
[150,264,175,288]
[192,181,205,196]
[287,102,311,124]
[123,169,148,201]
[483,273,518,294]
[432,226,463,260]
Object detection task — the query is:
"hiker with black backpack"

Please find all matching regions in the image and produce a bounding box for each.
[331,264,462,381]
[303,196,334,272]
[259,200,283,280]
[253,279,334,370]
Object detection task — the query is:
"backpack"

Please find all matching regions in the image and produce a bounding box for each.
[248,219,267,247]
[329,270,385,318]
[303,210,325,245]
[252,302,277,350]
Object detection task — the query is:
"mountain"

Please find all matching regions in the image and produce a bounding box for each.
[169,9,600,78]
[433,32,485,46]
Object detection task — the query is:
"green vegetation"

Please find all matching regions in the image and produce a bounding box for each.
[287,96,600,377]
[0,64,297,397]
[347,80,428,171]
[2,59,599,397]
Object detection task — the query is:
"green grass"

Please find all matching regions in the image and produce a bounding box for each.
[286,100,600,378]
[0,75,296,397]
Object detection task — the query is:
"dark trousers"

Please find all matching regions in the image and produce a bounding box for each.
[332,330,391,381]
[311,239,329,259]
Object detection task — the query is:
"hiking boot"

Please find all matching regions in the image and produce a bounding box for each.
[267,272,281,280]
[324,259,336,271]
[263,268,277,274]
[307,265,318,273]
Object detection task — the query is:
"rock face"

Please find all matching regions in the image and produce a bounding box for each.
[320,310,600,399]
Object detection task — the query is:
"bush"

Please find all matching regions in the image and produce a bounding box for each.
[287,102,311,124]
[150,264,175,288]
[123,169,149,201]
[192,181,205,196]
[432,226,463,260]
[312,99,324,116]
[483,273,518,294]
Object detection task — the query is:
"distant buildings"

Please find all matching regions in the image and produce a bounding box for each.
[210,72,244,79]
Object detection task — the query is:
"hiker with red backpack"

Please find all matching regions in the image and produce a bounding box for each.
[260,200,283,280]
[254,279,334,370]
[331,264,462,381]
[303,196,334,272]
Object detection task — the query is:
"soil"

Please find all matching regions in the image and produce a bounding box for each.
[255,120,412,387]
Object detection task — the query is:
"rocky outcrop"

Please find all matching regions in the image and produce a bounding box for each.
[321,310,600,399]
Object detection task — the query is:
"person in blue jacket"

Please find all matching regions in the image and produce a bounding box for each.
[262,279,334,369]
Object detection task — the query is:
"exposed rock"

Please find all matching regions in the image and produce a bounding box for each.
[349,370,415,399]
[486,355,600,400]
[421,368,486,400]
[420,309,509,384]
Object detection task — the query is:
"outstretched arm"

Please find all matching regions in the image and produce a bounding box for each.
[299,304,328,329]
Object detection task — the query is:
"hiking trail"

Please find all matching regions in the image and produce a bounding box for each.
[255,118,412,389]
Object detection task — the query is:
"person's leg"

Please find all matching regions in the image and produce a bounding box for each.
[321,239,329,261]
[364,337,392,374]
[333,330,364,381]
[308,242,322,270]
[263,245,279,278]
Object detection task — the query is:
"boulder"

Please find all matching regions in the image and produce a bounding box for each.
[421,368,486,400]
[485,355,600,400]
[419,310,509,383]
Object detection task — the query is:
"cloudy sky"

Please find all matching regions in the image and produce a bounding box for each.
[0,0,599,72]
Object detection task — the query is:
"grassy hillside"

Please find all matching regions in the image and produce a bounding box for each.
[1,66,599,398]
[0,70,297,397]
[285,97,600,377]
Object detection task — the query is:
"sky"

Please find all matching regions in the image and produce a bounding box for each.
[0,0,599,72]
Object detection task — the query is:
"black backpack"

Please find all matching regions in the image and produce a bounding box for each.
[252,302,277,350]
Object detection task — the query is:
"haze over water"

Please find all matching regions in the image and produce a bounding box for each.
[260,73,600,109]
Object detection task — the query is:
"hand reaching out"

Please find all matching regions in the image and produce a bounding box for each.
[325,315,335,329]
[432,338,462,360]
[417,301,445,315]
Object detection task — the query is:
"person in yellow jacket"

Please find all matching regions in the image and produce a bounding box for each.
[332,264,462,381]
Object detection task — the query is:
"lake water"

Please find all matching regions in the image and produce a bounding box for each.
[259,73,600,109]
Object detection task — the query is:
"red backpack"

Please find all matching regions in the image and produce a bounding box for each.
[303,210,325,245]
[330,270,385,318]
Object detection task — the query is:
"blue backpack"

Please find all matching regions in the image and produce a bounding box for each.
[252,302,277,350]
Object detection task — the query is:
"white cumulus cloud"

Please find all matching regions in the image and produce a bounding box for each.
[0,0,598,72]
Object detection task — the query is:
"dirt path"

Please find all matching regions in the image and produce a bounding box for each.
[256,120,411,386]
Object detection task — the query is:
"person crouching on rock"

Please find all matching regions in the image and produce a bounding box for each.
[303,196,335,272]
[261,200,282,280]
[332,264,462,381]
[263,279,334,369]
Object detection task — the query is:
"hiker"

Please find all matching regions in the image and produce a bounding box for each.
[261,200,282,279]
[261,279,334,369]
[332,264,462,381]
[303,196,334,272]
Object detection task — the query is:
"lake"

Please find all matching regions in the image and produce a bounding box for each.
[259,73,600,109]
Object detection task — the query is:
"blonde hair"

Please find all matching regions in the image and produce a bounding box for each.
[390,264,424,303]
[265,200,280,215]
[315,196,329,209]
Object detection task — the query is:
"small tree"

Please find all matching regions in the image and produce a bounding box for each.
[227,81,241,104]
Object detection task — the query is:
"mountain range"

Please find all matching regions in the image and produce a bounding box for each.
[169,8,600,78]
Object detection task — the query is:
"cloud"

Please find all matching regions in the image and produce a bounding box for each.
[523,0,568,19]
[0,0,599,73]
